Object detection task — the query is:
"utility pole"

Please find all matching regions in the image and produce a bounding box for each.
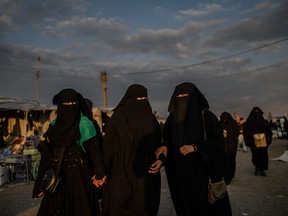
[101,71,107,109]
[36,56,40,104]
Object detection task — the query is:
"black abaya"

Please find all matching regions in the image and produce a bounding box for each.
[163,82,232,216]
[34,137,103,216]
[102,84,162,216]
[243,107,272,172]
[220,112,240,183]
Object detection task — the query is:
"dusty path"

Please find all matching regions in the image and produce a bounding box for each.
[0,138,287,216]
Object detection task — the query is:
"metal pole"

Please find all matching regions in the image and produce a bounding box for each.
[101,71,107,109]
[36,56,40,104]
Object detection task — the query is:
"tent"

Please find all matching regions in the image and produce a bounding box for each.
[0,97,56,138]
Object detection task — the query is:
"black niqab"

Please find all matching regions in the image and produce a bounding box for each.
[115,84,154,152]
[246,107,267,133]
[45,88,89,147]
[168,82,210,147]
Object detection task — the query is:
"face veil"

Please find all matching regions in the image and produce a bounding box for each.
[45,88,89,147]
[168,82,209,147]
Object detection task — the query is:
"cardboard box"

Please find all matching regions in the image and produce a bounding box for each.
[23,147,39,155]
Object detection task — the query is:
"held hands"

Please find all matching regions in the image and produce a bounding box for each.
[179,144,197,156]
[155,146,167,159]
[91,175,107,188]
[223,130,228,138]
[148,160,163,174]
[148,146,167,174]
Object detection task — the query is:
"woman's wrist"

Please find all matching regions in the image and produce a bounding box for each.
[192,144,197,152]
[158,153,166,164]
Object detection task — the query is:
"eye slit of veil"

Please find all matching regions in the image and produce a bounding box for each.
[62,101,78,105]
[136,97,147,101]
[176,93,189,98]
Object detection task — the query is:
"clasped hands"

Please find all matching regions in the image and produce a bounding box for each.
[148,146,167,174]
[92,175,107,188]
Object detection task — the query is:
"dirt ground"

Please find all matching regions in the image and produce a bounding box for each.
[0,138,287,216]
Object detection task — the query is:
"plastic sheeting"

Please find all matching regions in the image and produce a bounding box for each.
[271,150,288,162]
[0,97,55,111]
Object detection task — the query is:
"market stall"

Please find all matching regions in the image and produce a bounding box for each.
[0,97,56,185]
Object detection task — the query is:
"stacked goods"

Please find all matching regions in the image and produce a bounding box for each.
[14,155,32,183]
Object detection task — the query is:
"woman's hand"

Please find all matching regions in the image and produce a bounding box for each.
[155,146,167,159]
[179,145,196,156]
[223,130,228,138]
[148,160,163,174]
[34,192,44,199]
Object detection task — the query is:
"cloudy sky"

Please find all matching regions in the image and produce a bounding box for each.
[0,0,287,118]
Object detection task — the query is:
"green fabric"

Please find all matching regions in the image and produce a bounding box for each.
[50,114,96,152]
[78,115,96,152]
[51,118,56,125]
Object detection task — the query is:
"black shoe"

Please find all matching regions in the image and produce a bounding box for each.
[260,170,266,177]
[254,169,260,176]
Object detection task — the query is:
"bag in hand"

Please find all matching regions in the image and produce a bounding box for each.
[208,179,227,204]
[39,169,61,194]
[253,133,267,148]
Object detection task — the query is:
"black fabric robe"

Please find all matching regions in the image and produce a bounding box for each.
[102,84,162,216]
[33,136,105,216]
[163,82,232,216]
[220,112,240,183]
[243,107,272,171]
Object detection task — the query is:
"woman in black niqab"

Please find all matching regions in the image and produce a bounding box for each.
[32,88,106,216]
[243,107,272,176]
[45,89,82,147]
[220,112,240,184]
[163,82,232,216]
[102,84,163,216]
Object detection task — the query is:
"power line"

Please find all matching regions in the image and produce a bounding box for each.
[116,36,288,75]
[125,61,288,83]
[1,36,287,78]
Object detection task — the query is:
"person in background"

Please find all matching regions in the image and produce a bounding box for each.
[102,84,165,216]
[163,82,232,216]
[220,112,240,185]
[233,113,247,152]
[32,88,106,216]
[243,107,272,177]
[0,124,6,149]
[237,117,247,152]
[267,112,277,138]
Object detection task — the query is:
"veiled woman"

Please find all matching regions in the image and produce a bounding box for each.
[102,84,164,216]
[220,111,240,185]
[163,82,232,216]
[32,88,106,216]
[243,106,272,176]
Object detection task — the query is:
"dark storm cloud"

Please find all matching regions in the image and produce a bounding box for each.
[1,0,89,26]
[42,14,225,59]
[0,1,20,36]
[206,1,288,47]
